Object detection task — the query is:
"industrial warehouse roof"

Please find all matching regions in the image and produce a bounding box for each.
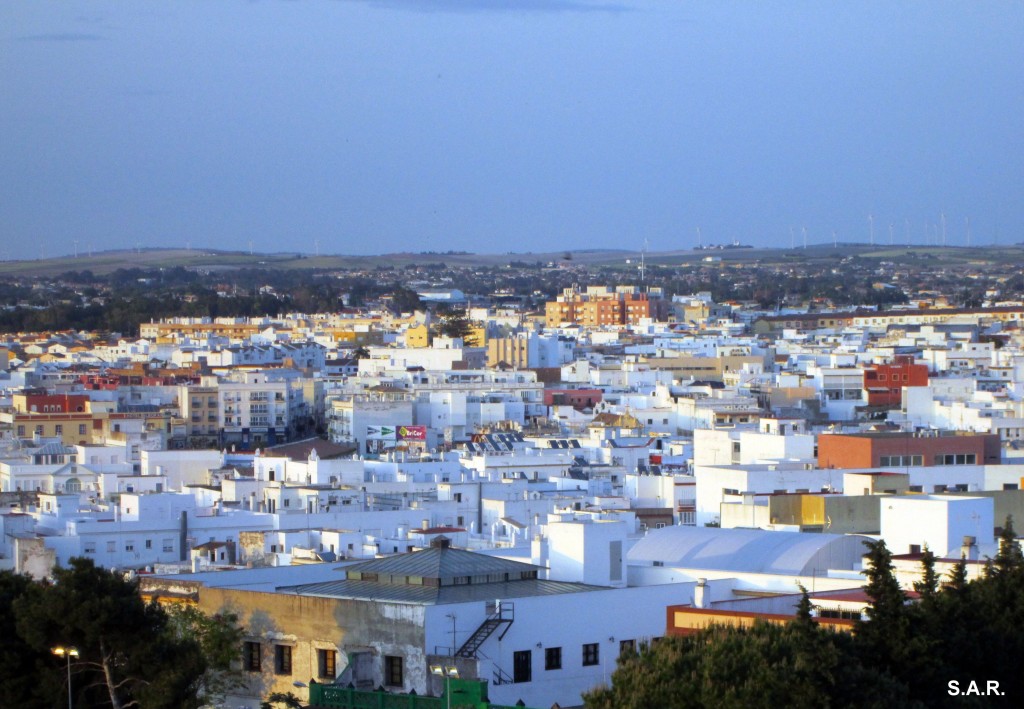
[274,545,600,605]
[338,545,543,584]
[628,526,872,576]
[279,577,602,605]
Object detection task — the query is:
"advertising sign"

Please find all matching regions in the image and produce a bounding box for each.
[366,425,396,440]
[398,425,427,441]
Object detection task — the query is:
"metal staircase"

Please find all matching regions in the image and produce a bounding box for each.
[492,665,515,686]
[456,601,514,659]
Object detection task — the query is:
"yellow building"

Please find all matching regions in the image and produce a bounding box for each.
[405,324,431,348]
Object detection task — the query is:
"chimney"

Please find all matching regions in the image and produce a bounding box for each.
[531,534,549,578]
[961,535,979,561]
[694,578,710,609]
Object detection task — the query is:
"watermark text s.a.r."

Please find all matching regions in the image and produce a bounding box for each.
[948,680,1004,697]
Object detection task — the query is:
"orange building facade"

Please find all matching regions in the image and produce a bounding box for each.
[817,431,1001,469]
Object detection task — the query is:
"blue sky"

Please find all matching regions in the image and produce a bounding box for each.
[2,1,1021,259]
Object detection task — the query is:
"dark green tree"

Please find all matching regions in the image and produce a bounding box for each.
[989,514,1024,577]
[9,558,237,709]
[435,310,478,345]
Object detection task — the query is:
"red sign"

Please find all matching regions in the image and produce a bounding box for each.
[398,425,427,441]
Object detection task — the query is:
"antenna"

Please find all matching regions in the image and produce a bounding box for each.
[888,222,894,245]
[833,230,837,248]
[696,226,702,249]
[965,216,971,247]
[73,240,79,259]
[868,214,874,245]
[314,239,320,257]
[248,240,254,256]
[640,237,647,282]
[802,226,807,249]
[789,226,795,250]
[940,212,946,247]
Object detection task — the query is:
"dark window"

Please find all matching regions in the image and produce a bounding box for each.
[513,650,532,683]
[619,639,636,656]
[385,655,403,687]
[274,645,292,675]
[582,643,599,666]
[243,641,261,672]
[545,646,562,671]
[318,649,337,678]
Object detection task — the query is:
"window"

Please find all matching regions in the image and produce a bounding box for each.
[318,649,337,678]
[935,453,976,466]
[55,425,63,435]
[384,655,403,687]
[513,650,532,683]
[79,424,87,435]
[125,541,134,552]
[83,541,96,554]
[243,641,261,672]
[106,541,115,553]
[145,539,152,550]
[582,643,599,666]
[17,425,25,437]
[545,646,562,671]
[274,645,292,675]
[819,609,861,620]
[620,639,636,656]
[162,539,174,552]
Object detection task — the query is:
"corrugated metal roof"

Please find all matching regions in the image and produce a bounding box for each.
[279,577,602,605]
[339,546,542,581]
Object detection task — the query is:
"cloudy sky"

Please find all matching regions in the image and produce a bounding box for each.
[2,1,1021,259]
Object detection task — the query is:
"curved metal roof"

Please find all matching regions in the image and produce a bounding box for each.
[628,526,871,576]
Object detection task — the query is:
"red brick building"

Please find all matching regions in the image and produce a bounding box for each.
[817,431,1001,469]
[863,355,929,408]
[543,388,603,411]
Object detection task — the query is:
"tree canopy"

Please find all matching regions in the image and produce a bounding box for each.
[586,529,1024,709]
[2,558,242,709]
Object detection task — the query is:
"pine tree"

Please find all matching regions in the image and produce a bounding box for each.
[990,514,1024,577]
[912,545,939,603]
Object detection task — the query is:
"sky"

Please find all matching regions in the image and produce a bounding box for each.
[1,1,1022,260]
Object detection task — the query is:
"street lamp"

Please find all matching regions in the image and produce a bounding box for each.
[51,646,79,709]
[430,664,459,709]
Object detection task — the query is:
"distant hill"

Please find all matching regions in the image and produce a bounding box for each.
[0,244,1021,278]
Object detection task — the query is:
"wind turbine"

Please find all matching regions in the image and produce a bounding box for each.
[868,214,874,246]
